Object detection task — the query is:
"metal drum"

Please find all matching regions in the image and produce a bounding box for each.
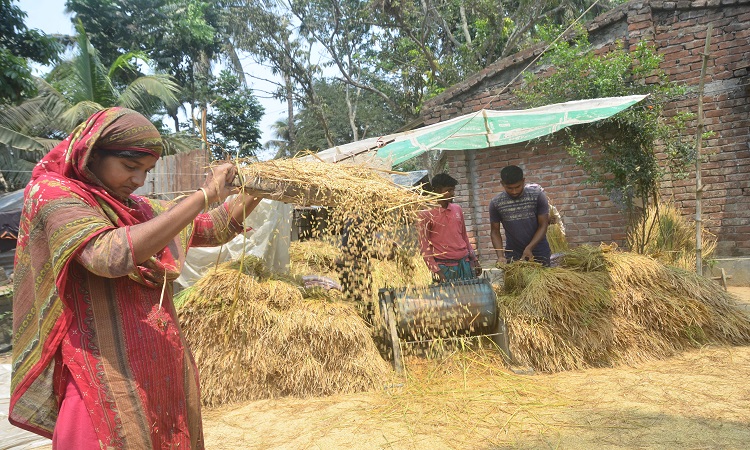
[378,277,510,372]
[379,278,497,338]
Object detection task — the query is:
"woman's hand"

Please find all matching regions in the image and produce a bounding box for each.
[202,163,239,204]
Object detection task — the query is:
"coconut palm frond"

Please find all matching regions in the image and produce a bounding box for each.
[108,51,151,80]
[35,138,62,151]
[58,101,105,132]
[118,75,181,112]
[0,126,47,154]
[0,81,64,134]
[0,149,37,190]
[162,132,203,156]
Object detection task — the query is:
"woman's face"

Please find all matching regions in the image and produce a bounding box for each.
[87,152,158,200]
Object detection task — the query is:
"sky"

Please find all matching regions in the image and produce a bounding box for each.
[16,0,287,157]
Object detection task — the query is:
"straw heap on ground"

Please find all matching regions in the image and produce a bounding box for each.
[497,245,750,372]
[177,257,393,407]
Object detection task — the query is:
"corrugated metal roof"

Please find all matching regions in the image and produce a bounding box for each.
[390,170,429,187]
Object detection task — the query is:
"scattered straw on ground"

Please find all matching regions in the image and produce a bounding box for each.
[200,343,750,449]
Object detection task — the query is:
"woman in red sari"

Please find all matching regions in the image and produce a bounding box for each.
[9,107,260,449]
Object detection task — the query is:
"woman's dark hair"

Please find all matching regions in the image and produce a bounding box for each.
[430,173,458,191]
[500,165,524,184]
[93,148,152,160]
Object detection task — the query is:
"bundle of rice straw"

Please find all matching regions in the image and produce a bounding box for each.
[289,239,341,278]
[177,258,392,407]
[546,204,568,253]
[497,245,750,372]
[235,158,438,212]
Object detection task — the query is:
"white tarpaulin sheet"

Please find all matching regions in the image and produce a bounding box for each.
[176,199,293,289]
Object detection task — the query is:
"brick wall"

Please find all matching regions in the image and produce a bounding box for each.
[421,0,750,261]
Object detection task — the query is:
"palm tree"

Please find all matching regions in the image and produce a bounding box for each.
[0,23,196,190]
[264,118,293,159]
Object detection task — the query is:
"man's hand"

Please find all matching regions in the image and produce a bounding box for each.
[432,269,447,283]
[495,259,506,269]
[472,260,482,277]
[521,247,535,262]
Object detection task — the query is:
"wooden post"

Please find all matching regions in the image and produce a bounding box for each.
[379,293,404,374]
[695,23,712,276]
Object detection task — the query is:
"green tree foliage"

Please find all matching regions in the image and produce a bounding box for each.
[281,79,403,155]
[227,0,612,154]
[206,70,264,160]
[0,24,188,160]
[0,0,61,104]
[65,0,236,131]
[517,29,693,234]
[264,118,292,159]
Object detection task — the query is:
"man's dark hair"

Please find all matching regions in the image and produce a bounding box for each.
[500,165,524,184]
[430,173,458,191]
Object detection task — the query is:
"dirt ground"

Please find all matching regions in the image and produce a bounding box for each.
[5,287,750,449]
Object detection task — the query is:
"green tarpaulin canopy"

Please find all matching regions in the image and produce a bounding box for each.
[375,95,647,165]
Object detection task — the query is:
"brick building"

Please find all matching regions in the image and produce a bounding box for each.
[420,0,749,276]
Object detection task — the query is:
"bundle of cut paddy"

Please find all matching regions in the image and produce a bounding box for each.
[627,202,717,271]
[177,257,392,407]
[235,158,438,213]
[498,245,750,372]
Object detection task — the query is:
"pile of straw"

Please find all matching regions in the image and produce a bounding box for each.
[289,240,341,278]
[287,239,433,318]
[177,258,392,407]
[498,245,750,372]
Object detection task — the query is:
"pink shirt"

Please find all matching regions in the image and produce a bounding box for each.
[418,203,476,273]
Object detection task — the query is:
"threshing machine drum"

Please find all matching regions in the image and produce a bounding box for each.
[378,278,497,339]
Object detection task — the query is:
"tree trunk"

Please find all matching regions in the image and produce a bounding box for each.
[284,70,296,151]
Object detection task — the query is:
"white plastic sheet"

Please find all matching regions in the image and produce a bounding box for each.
[175,199,293,289]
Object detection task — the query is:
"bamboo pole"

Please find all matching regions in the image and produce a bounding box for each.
[695,23,713,275]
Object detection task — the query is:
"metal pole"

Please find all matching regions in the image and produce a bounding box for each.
[466,150,482,259]
[695,23,713,275]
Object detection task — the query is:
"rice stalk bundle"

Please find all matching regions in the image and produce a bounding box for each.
[498,246,750,372]
[546,223,568,253]
[503,313,590,372]
[546,203,568,253]
[500,262,611,324]
[558,244,610,272]
[601,249,669,290]
[235,158,438,217]
[177,265,391,407]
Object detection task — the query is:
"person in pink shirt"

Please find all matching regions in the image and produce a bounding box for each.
[418,173,480,282]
